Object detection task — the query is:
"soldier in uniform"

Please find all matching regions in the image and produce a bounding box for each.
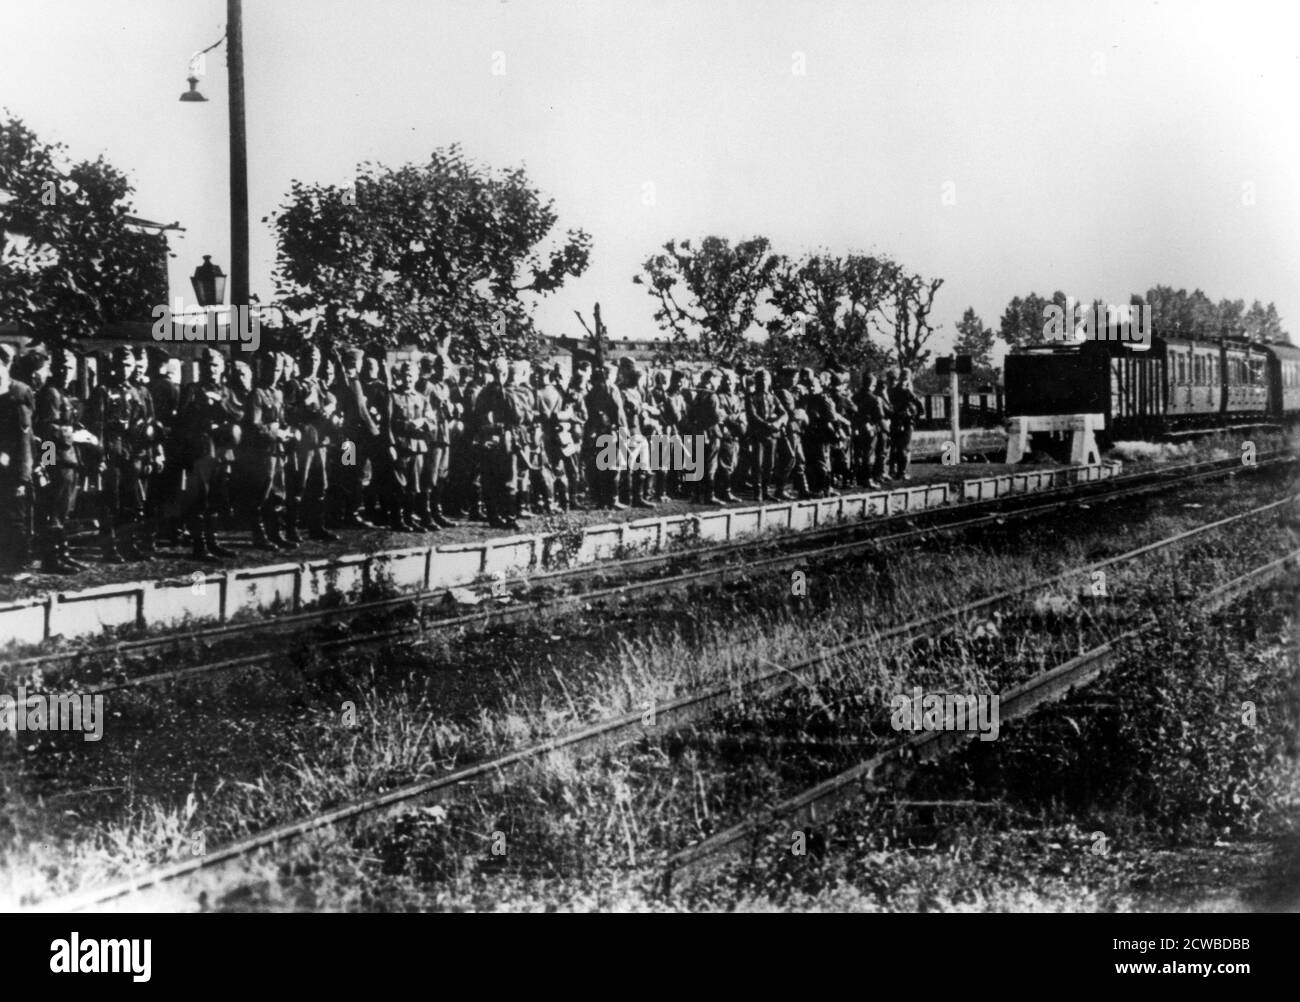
[828,370,857,489]
[535,365,580,512]
[686,369,724,505]
[237,354,296,550]
[175,348,242,560]
[656,370,690,502]
[284,344,341,542]
[34,348,87,573]
[714,371,746,503]
[145,350,182,546]
[583,362,627,510]
[772,367,808,500]
[505,360,539,521]
[361,357,392,526]
[565,361,592,506]
[852,368,886,489]
[385,357,434,531]
[745,368,787,502]
[888,368,923,481]
[337,349,382,528]
[617,360,660,509]
[798,367,848,498]
[526,365,559,514]
[0,350,35,577]
[467,361,506,532]
[416,351,458,529]
[448,360,488,521]
[86,347,152,562]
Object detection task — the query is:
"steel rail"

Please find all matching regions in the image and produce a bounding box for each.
[32,493,1295,912]
[660,548,1300,891]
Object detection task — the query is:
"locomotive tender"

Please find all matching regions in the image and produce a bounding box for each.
[1004,335,1300,442]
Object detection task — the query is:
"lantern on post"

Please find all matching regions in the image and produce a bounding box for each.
[191,255,227,308]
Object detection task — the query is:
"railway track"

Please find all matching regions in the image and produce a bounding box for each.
[6,451,1292,695]
[660,547,1300,892]
[33,489,1297,912]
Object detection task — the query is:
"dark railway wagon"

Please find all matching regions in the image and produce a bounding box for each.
[1005,335,1298,440]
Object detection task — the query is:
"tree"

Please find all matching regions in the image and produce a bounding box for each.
[633,235,780,366]
[1243,300,1286,343]
[766,251,894,372]
[1130,288,1287,342]
[872,261,944,371]
[0,115,170,345]
[270,144,591,360]
[1000,291,1068,349]
[952,307,998,368]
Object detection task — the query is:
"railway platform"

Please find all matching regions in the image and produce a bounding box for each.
[0,457,1119,649]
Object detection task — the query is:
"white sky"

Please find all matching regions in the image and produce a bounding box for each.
[2,0,1298,360]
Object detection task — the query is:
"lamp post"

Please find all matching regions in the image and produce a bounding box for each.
[181,0,248,314]
[190,255,227,308]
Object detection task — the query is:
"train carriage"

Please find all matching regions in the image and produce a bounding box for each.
[1005,335,1296,443]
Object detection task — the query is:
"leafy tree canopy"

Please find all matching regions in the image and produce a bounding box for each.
[633,235,780,367]
[0,114,169,346]
[270,144,591,361]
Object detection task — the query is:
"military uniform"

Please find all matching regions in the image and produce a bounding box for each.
[87,363,151,561]
[829,375,856,488]
[685,380,723,504]
[237,368,294,550]
[745,382,786,501]
[363,364,393,525]
[35,370,85,573]
[284,363,339,541]
[147,360,182,545]
[714,380,746,502]
[416,368,458,528]
[175,368,242,559]
[619,373,659,509]
[385,381,433,530]
[337,352,382,527]
[0,373,35,576]
[474,370,534,529]
[888,381,923,479]
[583,373,627,510]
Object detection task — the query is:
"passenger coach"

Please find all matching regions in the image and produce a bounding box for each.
[1004,336,1300,441]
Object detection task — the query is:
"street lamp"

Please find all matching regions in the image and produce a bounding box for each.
[180,0,249,313]
[191,255,227,307]
[179,75,207,102]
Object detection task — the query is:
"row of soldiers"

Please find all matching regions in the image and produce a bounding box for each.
[0,339,922,576]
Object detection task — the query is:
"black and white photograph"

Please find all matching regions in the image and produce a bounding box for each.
[0,0,1296,971]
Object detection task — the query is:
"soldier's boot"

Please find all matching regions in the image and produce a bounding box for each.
[496,489,521,531]
[100,527,128,564]
[48,526,90,571]
[187,514,214,561]
[132,518,157,561]
[429,486,456,529]
[267,506,297,551]
[653,470,669,503]
[417,492,442,531]
[608,473,628,511]
[42,529,82,575]
[716,469,739,504]
[281,500,304,546]
[252,516,284,552]
[206,531,237,559]
[307,499,339,542]
[191,533,216,562]
[632,472,656,509]
[404,496,428,532]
